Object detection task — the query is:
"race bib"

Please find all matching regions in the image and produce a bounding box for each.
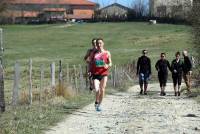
[95,60,105,67]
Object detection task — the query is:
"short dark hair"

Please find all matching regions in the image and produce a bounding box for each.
[142,50,148,54]
[161,53,166,56]
[96,38,104,44]
[175,51,180,56]
[92,38,97,45]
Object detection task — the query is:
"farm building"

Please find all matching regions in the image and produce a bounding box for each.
[99,3,132,20]
[149,0,193,19]
[0,0,96,23]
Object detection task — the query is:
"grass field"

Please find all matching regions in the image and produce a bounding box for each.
[1,22,193,67]
[0,22,195,134]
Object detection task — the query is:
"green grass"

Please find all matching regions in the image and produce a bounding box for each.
[0,22,194,83]
[1,22,193,67]
[0,93,94,134]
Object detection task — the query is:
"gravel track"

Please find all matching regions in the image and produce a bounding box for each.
[45,83,200,134]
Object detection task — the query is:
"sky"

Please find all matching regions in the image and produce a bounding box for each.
[89,0,148,8]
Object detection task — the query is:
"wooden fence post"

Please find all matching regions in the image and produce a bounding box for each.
[51,62,55,90]
[40,64,44,104]
[113,65,117,87]
[29,59,32,105]
[0,63,5,112]
[79,65,84,90]
[73,65,78,93]
[12,61,20,106]
[66,64,69,83]
[58,60,63,96]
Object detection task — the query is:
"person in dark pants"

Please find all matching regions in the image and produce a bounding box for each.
[182,50,192,94]
[155,53,171,96]
[84,38,97,91]
[171,51,184,96]
[136,50,151,95]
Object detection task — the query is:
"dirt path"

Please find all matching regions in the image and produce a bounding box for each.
[45,83,200,134]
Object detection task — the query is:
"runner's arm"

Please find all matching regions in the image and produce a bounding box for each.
[149,58,152,75]
[106,51,112,68]
[155,61,159,71]
[84,49,90,62]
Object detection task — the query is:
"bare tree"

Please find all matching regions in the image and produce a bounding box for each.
[131,0,148,17]
[0,0,7,13]
[191,0,200,57]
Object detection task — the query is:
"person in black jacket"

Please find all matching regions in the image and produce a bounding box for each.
[171,51,184,96]
[182,50,192,94]
[155,53,171,96]
[136,50,151,95]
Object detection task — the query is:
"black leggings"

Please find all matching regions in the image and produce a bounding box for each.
[158,73,168,87]
[172,74,182,87]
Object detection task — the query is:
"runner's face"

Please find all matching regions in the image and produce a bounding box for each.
[97,40,104,50]
[92,40,97,49]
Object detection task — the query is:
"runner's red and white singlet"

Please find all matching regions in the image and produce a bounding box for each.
[93,51,110,75]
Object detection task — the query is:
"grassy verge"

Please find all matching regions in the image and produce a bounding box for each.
[0,92,94,134]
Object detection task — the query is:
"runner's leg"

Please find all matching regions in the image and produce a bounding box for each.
[99,76,108,105]
[94,79,100,104]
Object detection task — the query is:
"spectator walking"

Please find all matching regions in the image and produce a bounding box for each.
[155,53,171,96]
[136,50,151,95]
[171,52,184,96]
[182,50,193,94]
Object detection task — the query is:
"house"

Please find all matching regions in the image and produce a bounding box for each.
[1,0,96,23]
[149,0,193,19]
[99,3,132,20]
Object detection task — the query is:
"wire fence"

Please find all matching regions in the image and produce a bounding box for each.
[0,59,136,109]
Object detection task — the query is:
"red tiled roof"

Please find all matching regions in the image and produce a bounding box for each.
[8,0,96,6]
[4,11,39,17]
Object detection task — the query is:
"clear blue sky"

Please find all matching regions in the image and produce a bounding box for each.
[89,0,148,7]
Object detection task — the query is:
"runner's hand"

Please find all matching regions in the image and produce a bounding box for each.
[104,64,110,69]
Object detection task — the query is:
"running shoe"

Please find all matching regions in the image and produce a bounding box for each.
[96,105,102,112]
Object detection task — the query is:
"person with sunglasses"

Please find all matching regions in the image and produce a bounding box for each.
[136,50,151,95]
[155,53,171,96]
